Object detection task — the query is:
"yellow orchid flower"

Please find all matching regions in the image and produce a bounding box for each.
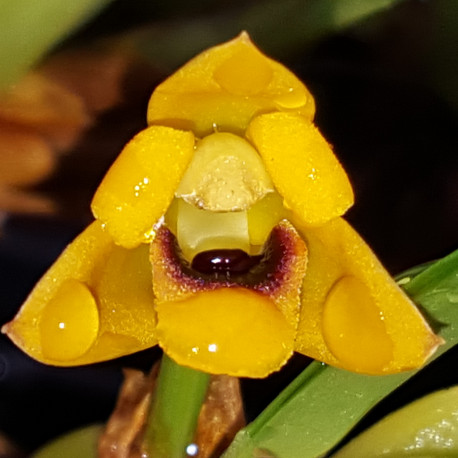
[2,33,441,378]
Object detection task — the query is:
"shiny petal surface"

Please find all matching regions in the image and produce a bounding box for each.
[91,126,195,248]
[155,288,296,378]
[2,221,157,365]
[147,32,315,136]
[247,112,354,225]
[293,216,441,374]
[150,222,307,377]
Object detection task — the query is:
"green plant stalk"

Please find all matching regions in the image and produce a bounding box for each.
[143,353,211,458]
[223,249,458,458]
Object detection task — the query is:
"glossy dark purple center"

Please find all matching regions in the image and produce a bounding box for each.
[191,249,263,275]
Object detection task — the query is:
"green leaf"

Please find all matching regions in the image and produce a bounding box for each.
[240,0,407,55]
[332,386,458,457]
[126,0,407,72]
[0,0,114,91]
[223,249,458,458]
[32,424,102,458]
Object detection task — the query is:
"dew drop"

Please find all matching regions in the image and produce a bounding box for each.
[274,87,307,109]
[322,276,393,372]
[213,47,272,95]
[186,443,199,456]
[40,279,99,361]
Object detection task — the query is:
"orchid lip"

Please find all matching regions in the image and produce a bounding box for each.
[152,219,307,377]
[153,220,302,295]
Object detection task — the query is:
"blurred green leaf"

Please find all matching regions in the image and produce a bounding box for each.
[333,386,458,457]
[127,0,407,71]
[223,249,458,458]
[240,0,407,55]
[0,0,113,91]
[32,424,102,458]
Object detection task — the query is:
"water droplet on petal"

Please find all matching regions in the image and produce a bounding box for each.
[40,279,99,361]
[213,47,273,95]
[322,276,393,373]
[274,87,307,109]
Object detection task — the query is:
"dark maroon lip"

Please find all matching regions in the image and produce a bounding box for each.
[153,221,302,296]
[191,249,264,276]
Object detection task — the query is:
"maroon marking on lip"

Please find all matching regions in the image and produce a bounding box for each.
[152,221,302,297]
[191,249,263,275]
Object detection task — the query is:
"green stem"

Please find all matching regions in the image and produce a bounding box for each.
[144,353,211,458]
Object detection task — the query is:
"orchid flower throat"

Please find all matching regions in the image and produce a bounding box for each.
[165,131,287,265]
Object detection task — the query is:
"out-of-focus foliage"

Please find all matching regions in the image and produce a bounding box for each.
[0,46,137,215]
[0,0,114,91]
[32,425,102,458]
[333,386,458,457]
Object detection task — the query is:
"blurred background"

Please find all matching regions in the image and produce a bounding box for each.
[0,0,456,455]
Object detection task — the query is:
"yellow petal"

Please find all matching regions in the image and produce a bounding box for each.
[91,125,195,248]
[2,221,157,365]
[247,191,286,248]
[147,32,315,137]
[247,112,354,225]
[155,288,295,378]
[292,217,441,374]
